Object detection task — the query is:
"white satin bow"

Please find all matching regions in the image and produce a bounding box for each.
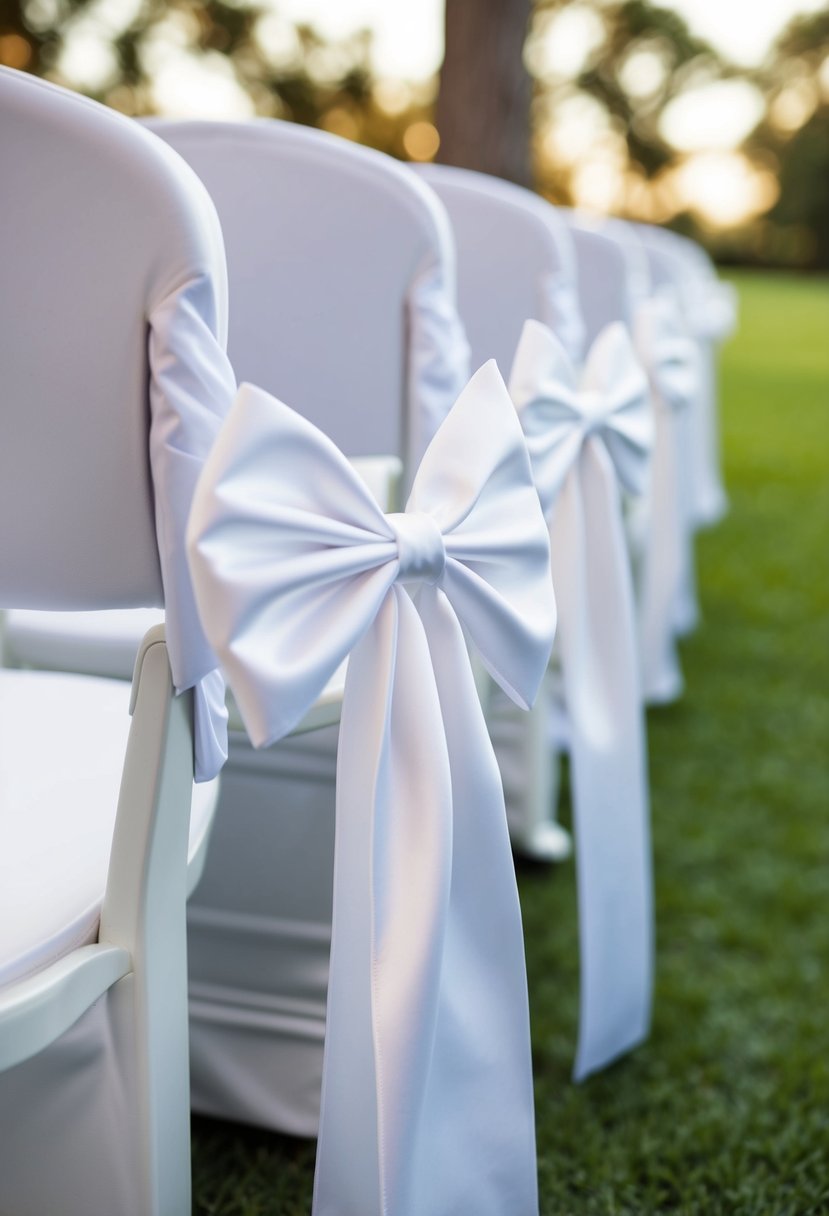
[187,362,555,1216]
[509,318,654,1080]
[512,318,653,514]
[634,293,700,701]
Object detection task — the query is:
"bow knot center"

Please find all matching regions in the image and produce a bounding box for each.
[387,512,446,585]
[579,390,607,436]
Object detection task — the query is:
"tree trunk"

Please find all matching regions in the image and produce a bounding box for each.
[436,0,533,186]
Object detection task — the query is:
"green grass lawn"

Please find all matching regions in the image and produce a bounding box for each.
[192,271,829,1215]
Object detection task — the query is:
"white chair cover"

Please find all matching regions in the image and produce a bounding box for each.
[416,163,586,367]
[148,120,472,1133]
[635,224,734,529]
[0,66,232,1214]
[559,210,638,346]
[510,320,654,1077]
[0,80,234,783]
[2,119,471,1132]
[148,120,469,477]
[187,368,556,1215]
[633,292,700,701]
[413,165,585,858]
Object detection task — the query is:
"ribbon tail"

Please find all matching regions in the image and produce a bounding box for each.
[415,587,539,1216]
[638,401,686,703]
[552,447,654,1081]
[313,588,453,1216]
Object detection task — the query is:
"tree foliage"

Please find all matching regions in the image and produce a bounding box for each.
[0,0,431,157]
[745,8,829,267]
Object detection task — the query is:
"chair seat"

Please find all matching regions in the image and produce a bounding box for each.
[0,668,218,989]
[5,608,164,680]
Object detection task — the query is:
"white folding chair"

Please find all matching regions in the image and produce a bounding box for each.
[590,217,700,701]
[154,121,469,1136]
[406,174,657,1073]
[0,68,234,1214]
[413,163,585,861]
[5,118,470,1136]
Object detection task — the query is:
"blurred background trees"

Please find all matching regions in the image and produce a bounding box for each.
[1,0,827,267]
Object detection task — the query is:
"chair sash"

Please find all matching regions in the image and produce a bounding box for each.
[634,292,699,702]
[510,318,654,1079]
[541,269,586,367]
[148,274,236,779]
[187,364,556,1215]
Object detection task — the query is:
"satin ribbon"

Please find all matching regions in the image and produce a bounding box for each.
[148,272,236,781]
[405,254,471,477]
[633,293,699,703]
[509,318,654,1080]
[187,363,555,1216]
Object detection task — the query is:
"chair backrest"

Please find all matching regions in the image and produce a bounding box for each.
[145,120,468,477]
[636,222,714,284]
[633,225,689,296]
[595,216,653,308]
[0,68,228,610]
[559,209,638,346]
[414,163,585,370]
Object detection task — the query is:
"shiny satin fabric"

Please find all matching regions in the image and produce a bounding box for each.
[148,274,235,778]
[509,319,655,1079]
[187,366,556,1215]
[633,293,700,704]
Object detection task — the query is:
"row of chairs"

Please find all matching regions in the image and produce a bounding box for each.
[0,64,734,1215]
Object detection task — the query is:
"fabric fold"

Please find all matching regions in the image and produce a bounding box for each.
[405,251,471,476]
[188,361,555,1215]
[509,318,654,1079]
[541,269,586,367]
[148,271,236,780]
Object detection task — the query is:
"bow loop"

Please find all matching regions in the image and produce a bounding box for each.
[187,383,399,747]
[509,319,652,512]
[408,359,557,711]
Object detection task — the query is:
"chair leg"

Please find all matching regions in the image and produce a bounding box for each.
[101,629,195,1216]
